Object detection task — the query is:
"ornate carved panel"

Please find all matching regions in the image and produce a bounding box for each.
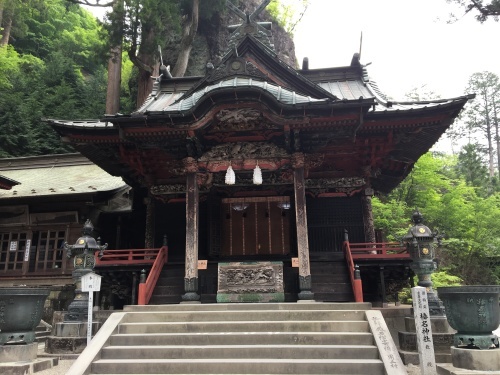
[218,262,284,294]
[211,108,279,131]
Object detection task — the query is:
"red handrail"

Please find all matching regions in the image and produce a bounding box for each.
[348,242,409,260]
[138,245,168,305]
[343,241,364,302]
[95,249,160,266]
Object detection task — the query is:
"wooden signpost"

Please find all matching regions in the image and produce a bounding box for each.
[81,272,102,346]
[412,286,437,375]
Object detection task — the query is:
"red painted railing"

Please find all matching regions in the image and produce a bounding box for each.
[348,242,409,260]
[95,248,161,266]
[343,241,363,302]
[138,246,169,305]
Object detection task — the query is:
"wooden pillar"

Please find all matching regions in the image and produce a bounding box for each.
[362,167,376,244]
[182,157,200,301]
[379,266,387,307]
[131,271,138,305]
[292,153,314,300]
[144,194,155,249]
[362,188,376,243]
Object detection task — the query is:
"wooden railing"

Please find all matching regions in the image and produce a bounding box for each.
[138,246,169,305]
[95,248,161,266]
[343,241,363,302]
[348,242,409,260]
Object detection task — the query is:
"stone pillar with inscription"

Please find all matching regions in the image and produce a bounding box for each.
[182,157,200,301]
[292,153,314,301]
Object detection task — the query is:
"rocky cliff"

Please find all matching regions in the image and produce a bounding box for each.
[164,0,297,77]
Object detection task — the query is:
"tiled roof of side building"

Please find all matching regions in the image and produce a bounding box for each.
[0,154,128,199]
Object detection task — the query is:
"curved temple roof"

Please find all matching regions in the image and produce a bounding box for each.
[46,32,473,195]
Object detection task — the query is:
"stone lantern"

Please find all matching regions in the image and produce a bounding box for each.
[403,210,445,316]
[63,220,107,322]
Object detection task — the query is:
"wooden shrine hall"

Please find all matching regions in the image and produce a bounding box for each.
[46,1,472,306]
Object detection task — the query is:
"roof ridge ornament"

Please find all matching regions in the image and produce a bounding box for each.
[226,0,274,52]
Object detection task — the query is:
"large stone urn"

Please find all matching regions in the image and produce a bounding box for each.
[437,286,500,350]
[0,287,50,345]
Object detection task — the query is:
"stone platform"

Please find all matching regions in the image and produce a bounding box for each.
[0,343,58,375]
[398,316,455,365]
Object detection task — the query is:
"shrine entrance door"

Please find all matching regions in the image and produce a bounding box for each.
[220,197,291,257]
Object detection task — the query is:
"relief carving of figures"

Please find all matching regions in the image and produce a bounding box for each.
[206,60,267,83]
[183,157,198,173]
[199,142,288,161]
[218,263,284,294]
[212,109,277,131]
[305,177,366,189]
[150,184,186,195]
[225,268,275,286]
[305,154,325,170]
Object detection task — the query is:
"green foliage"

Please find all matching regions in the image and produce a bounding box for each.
[397,271,462,304]
[0,0,108,157]
[374,151,500,286]
[267,0,310,34]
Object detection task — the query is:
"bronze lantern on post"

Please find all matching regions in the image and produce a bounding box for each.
[63,220,107,322]
[403,210,445,316]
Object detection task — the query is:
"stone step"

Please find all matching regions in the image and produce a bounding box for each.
[123,302,372,312]
[314,292,354,302]
[149,295,182,304]
[101,344,379,360]
[118,320,370,334]
[121,309,367,323]
[90,358,385,374]
[109,331,375,346]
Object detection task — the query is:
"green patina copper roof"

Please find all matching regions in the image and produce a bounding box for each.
[0,154,128,199]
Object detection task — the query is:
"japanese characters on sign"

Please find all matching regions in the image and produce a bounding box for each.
[412,286,437,375]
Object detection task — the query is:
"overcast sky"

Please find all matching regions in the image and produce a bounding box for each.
[293,0,500,100]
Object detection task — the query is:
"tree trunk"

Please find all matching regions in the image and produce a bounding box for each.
[133,25,159,108]
[494,102,500,176]
[485,97,495,178]
[0,6,12,47]
[106,45,122,114]
[171,0,199,78]
[105,0,124,114]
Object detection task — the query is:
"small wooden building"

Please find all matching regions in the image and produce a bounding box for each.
[8,4,472,307]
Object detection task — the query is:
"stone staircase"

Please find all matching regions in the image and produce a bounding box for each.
[69,302,406,375]
[311,253,354,302]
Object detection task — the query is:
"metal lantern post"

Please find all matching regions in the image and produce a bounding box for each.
[63,220,107,322]
[403,210,445,316]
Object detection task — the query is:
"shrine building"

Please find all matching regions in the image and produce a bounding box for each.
[0,2,472,308]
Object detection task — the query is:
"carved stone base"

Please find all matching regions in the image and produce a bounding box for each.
[298,290,315,300]
[182,277,200,301]
[217,261,284,303]
[298,275,314,300]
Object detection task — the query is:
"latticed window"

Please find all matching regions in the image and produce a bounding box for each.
[0,232,30,273]
[33,230,67,272]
